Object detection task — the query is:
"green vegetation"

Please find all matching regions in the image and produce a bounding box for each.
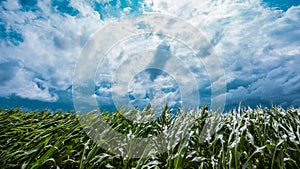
[0,105,300,168]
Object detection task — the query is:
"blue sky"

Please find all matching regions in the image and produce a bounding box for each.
[0,0,300,112]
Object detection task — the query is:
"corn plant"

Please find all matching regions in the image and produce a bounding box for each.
[0,105,299,168]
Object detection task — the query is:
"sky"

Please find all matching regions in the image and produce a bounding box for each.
[0,0,300,113]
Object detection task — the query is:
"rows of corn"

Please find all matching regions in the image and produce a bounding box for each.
[0,105,299,169]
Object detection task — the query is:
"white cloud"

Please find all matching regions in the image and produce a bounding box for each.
[1,0,300,110]
[143,0,300,108]
[0,65,58,102]
[0,0,102,102]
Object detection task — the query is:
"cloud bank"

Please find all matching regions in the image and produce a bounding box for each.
[0,0,299,111]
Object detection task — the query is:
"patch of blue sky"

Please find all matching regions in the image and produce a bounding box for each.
[51,0,79,16]
[262,0,300,11]
[18,0,40,12]
[93,0,152,20]
[0,21,24,46]
[0,94,74,112]
[18,0,80,16]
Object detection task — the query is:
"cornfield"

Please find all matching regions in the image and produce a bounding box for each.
[0,105,300,168]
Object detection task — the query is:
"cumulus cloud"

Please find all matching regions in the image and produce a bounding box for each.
[146,0,300,109]
[0,0,102,103]
[1,0,300,111]
[0,61,58,102]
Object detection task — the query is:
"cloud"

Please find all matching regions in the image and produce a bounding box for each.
[0,62,58,102]
[0,61,20,85]
[143,0,300,109]
[0,0,102,104]
[1,0,300,111]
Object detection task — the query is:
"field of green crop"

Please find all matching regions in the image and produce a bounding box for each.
[0,105,300,169]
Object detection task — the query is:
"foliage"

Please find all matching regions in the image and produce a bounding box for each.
[0,105,299,168]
